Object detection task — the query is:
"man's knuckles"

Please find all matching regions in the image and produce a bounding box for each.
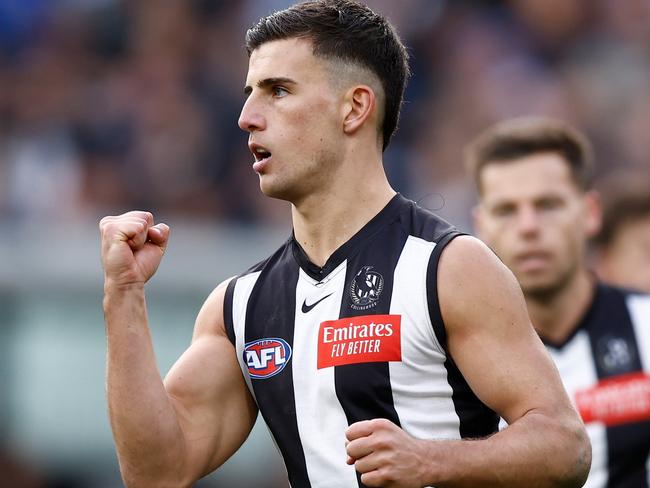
[369,418,396,431]
[100,212,154,232]
[103,219,149,241]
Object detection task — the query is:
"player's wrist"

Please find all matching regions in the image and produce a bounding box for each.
[103,278,146,294]
[417,438,463,486]
[102,281,148,328]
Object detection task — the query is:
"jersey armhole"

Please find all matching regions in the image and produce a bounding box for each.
[223,277,237,346]
[426,231,466,353]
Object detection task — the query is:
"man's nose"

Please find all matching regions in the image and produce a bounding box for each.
[238,96,266,132]
[517,206,541,237]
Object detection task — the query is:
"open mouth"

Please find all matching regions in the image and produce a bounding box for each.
[250,143,272,162]
[255,148,272,162]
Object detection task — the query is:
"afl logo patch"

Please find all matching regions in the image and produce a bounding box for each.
[350,266,384,310]
[244,338,292,379]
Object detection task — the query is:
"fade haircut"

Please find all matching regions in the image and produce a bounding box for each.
[464,117,595,195]
[245,0,411,151]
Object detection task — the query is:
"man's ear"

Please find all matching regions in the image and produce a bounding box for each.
[342,85,376,136]
[472,204,486,238]
[583,190,602,239]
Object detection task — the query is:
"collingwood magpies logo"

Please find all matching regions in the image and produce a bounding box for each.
[349,265,384,310]
[596,335,636,374]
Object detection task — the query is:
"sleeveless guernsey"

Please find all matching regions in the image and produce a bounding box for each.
[224,194,499,488]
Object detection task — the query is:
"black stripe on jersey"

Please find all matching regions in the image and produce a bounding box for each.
[426,230,462,348]
[426,232,500,439]
[584,285,650,488]
[223,277,237,346]
[335,220,407,488]
[244,245,311,488]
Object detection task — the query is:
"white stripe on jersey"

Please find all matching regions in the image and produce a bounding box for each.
[389,235,460,440]
[547,331,607,488]
[628,294,650,373]
[627,293,650,483]
[292,263,359,487]
[232,271,262,401]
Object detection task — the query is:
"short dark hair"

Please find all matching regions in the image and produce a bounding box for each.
[595,171,650,247]
[245,0,410,151]
[464,117,594,194]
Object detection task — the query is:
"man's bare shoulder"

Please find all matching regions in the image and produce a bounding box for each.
[438,235,529,331]
[438,234,517,287]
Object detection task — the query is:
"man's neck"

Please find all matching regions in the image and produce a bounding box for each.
[291,176,395,268]
[525,270,595,344]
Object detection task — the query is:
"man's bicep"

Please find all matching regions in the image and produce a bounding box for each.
[438,236,569,424]
[163,280,258,480]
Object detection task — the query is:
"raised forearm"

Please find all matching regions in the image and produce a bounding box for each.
[104,284,188,487]
[424,409,590,487]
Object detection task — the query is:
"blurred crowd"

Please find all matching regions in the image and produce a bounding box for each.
[1,0,648,229]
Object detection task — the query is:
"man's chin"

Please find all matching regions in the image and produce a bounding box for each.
[519,276,564,301]
[259,181,295,203]
[259,177,284,197]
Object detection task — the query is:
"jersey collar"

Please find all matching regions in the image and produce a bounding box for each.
[291,193,406,281]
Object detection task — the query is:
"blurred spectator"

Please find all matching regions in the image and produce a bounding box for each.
[594,172,650,293]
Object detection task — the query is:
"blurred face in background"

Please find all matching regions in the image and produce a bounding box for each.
[474,152,601,299]
[238,37,345,203]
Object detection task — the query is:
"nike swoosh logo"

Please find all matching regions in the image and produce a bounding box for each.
[301,293,334,313]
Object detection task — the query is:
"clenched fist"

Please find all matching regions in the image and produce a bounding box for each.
[346,418,432,488]
[100,211,170,288]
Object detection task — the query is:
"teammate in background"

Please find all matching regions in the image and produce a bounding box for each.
[100,2,589,487]
[466,116,650,487]
[593,172,650,293]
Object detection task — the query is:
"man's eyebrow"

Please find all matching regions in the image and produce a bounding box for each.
[244,77,296,95]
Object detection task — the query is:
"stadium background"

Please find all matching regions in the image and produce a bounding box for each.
[0,0,648,486]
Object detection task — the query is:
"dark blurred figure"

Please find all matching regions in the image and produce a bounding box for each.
[0,448,44,488]
[0,447,87,488]
[594,172,650,293]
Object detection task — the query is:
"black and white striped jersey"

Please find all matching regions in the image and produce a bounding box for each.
[544,284,650,488]
[223,194,498,488]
